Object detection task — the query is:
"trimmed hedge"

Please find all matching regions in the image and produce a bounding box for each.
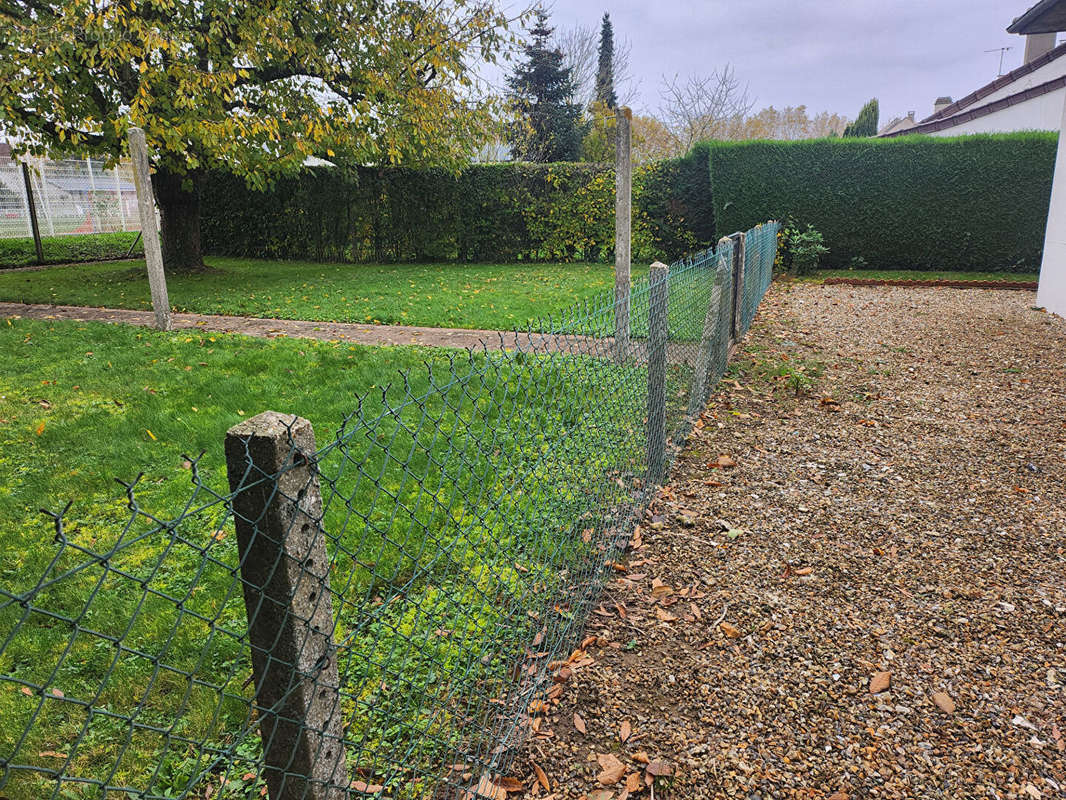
[201,147,714,265]
[708,133,1057,271]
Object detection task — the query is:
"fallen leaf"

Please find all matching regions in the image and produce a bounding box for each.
[719,622,741,638]
[620,719,632,743]
[654,607,677,622]
[474,775,506,799]
[496,777,524,792]
[794,567,813,576]
[931,691,955,713]
[869,671,892,694]
[625,772,642,792]
[645,760,672,777]
[632,751,650,764]
[717,454,737,468]
[573,713,587,734]
[589,791,614,800]
[532,762,550,792]
[35,421,45,436]
[350,780,384,794]
[597,754,626,786]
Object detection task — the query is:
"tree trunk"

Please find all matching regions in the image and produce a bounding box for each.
[151,168,206,272]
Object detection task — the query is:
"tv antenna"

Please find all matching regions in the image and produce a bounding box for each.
[985,46,1014,76]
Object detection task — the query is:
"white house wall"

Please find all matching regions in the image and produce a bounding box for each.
[1038,93,1066,318]
[930,87,1066,135]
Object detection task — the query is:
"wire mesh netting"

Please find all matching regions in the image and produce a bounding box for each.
[0,156,140,239]
[0,222,778,800]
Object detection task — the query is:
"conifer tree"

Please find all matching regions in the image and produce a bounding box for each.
[595,13,618,108]
[507,9,588,162]
[843,98,879,137]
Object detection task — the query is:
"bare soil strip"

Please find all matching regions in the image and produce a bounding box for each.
[516,284,1066,800]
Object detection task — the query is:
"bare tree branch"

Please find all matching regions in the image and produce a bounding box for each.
[657,65,753,151]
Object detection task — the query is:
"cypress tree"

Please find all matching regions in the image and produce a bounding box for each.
[595,13,618,108]
[843,98,879,137]
[507,9,588,161]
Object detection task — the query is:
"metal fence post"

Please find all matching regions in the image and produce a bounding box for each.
[647,261,669,485]
[728,231,746,349]
[614,106,632,360]
[20,163,44,265]
[127,126,172,331]
[224,412,347,800]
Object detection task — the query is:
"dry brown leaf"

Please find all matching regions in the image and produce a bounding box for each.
[597,753,626,786]
[474,775,506,799]
[350,780,384,794]
[620,719,632,743]
[654,607,677,622]
[573,713,587,734]
[717,454,737,468]
[496,777,524,792]
[532,762,550,792]
[625,772,642,792]
[632,751,650,764]
[589,791,614,800]
[869,671,892,694]
[645,760,673,777]
[719,621,741,638]
[794,567,813,576]
[931,691,956,713]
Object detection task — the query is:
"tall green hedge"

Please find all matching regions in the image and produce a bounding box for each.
[708,133,1057,271]
[201,147,714,264]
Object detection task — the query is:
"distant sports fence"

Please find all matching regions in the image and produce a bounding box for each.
[0,222,778,800]
[0,156,140,240]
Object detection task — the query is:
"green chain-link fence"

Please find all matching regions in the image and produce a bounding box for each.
[1,222,778,800]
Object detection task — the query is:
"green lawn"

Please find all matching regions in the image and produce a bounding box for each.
[0,257,624,330]
[810,268,1039,282]
[0,317,646,799]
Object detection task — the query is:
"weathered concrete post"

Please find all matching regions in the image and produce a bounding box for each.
[614,106,632,360]
[225,412,346,800]
[20,163,43,265]
[127,126,172,331]
[688,238,734,414]
[647,261,670,486]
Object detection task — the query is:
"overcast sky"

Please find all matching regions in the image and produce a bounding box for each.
[524,0,1045,124]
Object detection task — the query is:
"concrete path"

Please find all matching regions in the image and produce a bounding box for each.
[0,302,712,367]
[0,301,556,351]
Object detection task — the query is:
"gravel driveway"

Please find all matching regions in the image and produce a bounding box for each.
[517,284,1066,800]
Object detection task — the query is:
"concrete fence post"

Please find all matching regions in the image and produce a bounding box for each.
[688,239,734,413]
[224,412,347,800]
[646,261,670,486]
[614,106,632,360]
[127,126,172,331]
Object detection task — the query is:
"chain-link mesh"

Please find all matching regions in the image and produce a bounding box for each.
[1,222,778,800]
[0,155,139,239]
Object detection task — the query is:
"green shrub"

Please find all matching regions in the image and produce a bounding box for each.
[782,224,828,275]
[708,132,1056,272]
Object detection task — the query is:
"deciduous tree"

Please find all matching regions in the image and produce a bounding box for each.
[0,0,517,271]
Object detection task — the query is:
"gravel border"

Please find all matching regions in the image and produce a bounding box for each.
[511,284,1066,800]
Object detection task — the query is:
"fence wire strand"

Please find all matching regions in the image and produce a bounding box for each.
[0,222,779,800]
